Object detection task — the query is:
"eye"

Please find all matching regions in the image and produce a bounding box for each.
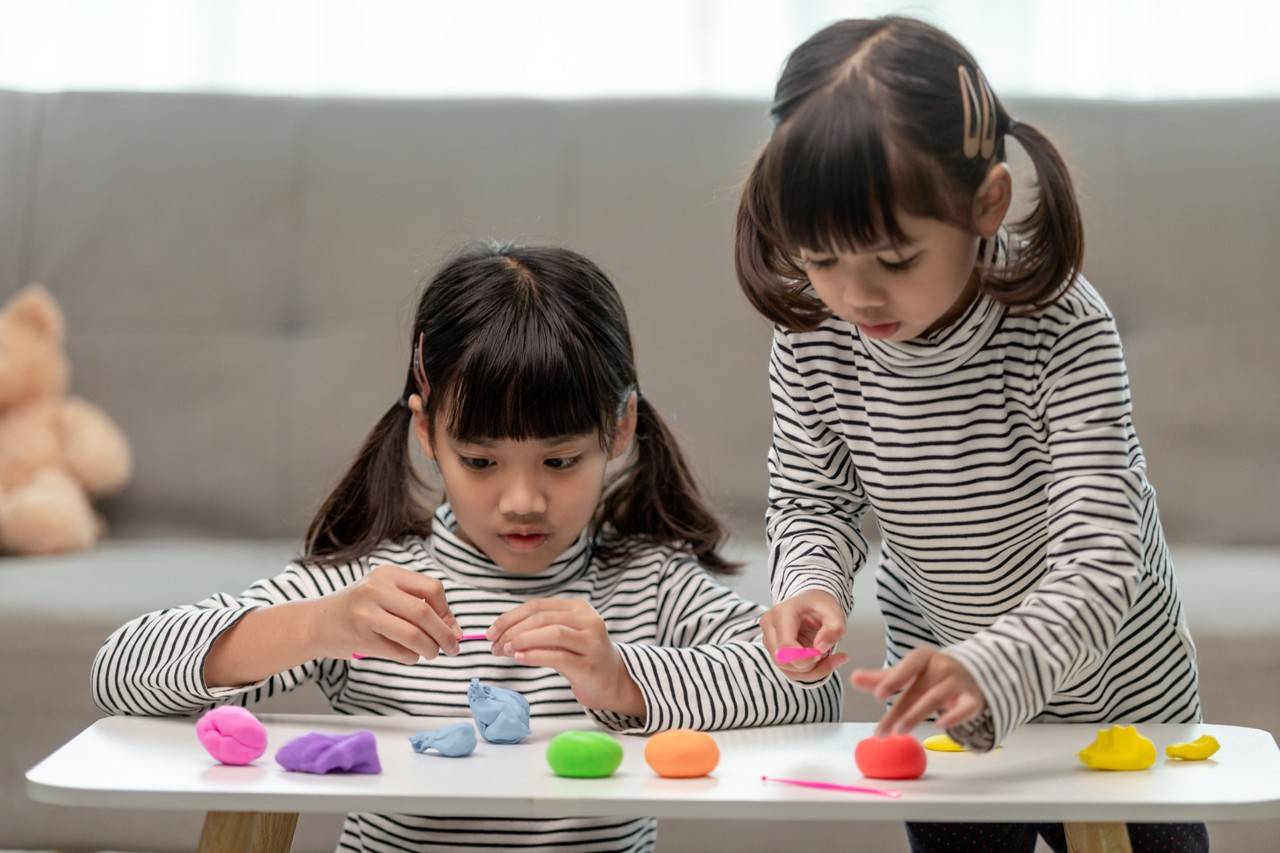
[877,253,920,273]
[545,456,581,471]
[803,256,837,270]
[458,456,494,471]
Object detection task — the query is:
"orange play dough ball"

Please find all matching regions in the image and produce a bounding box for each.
[855,734,927,780]
[644,729,720,778]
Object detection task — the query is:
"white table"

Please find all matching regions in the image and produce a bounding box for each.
[27,715,1280,853]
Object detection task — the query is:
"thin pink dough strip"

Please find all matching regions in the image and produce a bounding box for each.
[774,646,825,665]
[761,775,901,799]
[353,633,490,658]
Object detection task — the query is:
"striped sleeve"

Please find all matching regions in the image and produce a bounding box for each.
[946,311,1145,748]
[766,328,871,615]
[589,554,843,734]
[90,559,365,717]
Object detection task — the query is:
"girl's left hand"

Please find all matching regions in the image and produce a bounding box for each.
[488,599,645,718]
[850,646,986,737]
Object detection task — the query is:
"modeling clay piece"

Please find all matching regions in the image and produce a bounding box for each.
[1078,725,1155,771]
[1166,734,1220,761]
[922,733,966,752]
[409,722,477,758]
[275,730,381,774]
[195,705,268,766]
[644,729,720,778]
[546,731,624,778]
[774,646,825,666]
[468,678,532,744]
[761,775,901,799]
[855,734,927,780]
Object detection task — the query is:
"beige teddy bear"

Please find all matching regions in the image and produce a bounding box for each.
[0,285,132,555]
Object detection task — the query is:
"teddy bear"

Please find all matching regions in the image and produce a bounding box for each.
[0,284,132,555]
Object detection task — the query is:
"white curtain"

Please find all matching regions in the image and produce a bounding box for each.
[0,0,1276,99]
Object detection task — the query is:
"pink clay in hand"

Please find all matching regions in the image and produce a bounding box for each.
[774,646,826,666]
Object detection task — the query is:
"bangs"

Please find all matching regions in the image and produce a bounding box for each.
[439,297,617,446]
[765,81,951,255]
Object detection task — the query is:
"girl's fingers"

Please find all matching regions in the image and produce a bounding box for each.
[389,570,461,635]
[936,693,983,730]
[490,607,587,654]
[504,623,589,656]
[379,587,459,656]
[511,648,577,672]
[888,680,956,735]
[873,649,931,703]
[792,652,849,683]
[366,618,433,665]
[849,668,886,692]
[488,599,580,646]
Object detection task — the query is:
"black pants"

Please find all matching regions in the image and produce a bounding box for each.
[906,821,1209,852]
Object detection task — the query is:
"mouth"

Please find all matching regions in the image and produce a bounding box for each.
[856,321,900,340]
[500,532,549,552]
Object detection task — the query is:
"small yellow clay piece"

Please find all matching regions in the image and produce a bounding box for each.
[1166,734,1220,761]
[923,734,966,752]
[1078,725,1156,771]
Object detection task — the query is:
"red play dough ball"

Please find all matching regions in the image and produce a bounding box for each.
[855,734,926,780]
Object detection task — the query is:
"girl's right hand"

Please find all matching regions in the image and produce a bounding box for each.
[760,589,849,683]
[306,564,462,664]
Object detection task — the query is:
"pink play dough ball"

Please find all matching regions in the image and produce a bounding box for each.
[195,706,268,765]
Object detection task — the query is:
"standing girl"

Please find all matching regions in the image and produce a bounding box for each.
[736,16,1205,853]
[93,243,841,853]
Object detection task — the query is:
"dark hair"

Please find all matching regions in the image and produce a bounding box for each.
[304,242,737,572]
[736,16,1084,331]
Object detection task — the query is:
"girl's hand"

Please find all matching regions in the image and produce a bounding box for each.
[307,564,462,664]
[488,599,645,717]
[760,590,849,683]
[850,646,986,737]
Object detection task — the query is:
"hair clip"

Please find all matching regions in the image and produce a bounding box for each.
[958,65,997,160]
[412,331,430,403]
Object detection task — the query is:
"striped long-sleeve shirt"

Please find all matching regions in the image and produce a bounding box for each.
[767,276,1200,751]
[93,504,841,853]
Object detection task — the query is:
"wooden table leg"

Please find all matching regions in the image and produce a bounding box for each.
[197,810,299,853]
[1064,822,1133,853]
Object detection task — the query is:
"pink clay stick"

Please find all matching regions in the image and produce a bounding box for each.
[774,646,826,666]
[761,775,901,799]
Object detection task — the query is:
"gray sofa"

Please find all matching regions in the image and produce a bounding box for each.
[2,91,1278,852]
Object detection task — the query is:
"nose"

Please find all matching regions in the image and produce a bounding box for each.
[841,273,888,310]
[497,468,548,518]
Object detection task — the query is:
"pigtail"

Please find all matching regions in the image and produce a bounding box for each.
[600,394,739,574]
[989,120,1085,307]
[303,400,431,564]
[734,150,830,332]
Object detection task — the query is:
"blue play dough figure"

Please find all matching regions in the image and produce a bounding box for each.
[409,722,477,758]
[468,678,531,744]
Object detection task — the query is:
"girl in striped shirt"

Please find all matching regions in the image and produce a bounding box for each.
[93,243,840,853]
[735,16,1206,853]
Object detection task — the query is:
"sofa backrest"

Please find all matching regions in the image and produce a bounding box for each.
[1,91,1276,544]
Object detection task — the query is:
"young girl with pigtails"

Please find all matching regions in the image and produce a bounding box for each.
[94,242,841,853]
[738,17,1207,853]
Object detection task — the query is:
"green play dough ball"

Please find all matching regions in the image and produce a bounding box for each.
[546,731,624,778]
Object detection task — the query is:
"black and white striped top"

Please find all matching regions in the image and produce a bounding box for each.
[92,504,841,853]
[766,276,1201,750]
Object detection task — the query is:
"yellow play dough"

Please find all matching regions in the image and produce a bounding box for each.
[1078,725,1156,771]
[923,734,965,752]
[1166,734,1220,761]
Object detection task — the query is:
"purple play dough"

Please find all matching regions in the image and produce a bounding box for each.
[195,705,268,766]
[275,730,381,774]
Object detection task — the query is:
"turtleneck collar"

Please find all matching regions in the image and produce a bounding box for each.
[858,232,1009,378]
[426,504,593,595]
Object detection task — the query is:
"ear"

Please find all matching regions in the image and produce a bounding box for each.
[971,162,1012,238]
[608,392,639,461]
[407,393,436,461]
